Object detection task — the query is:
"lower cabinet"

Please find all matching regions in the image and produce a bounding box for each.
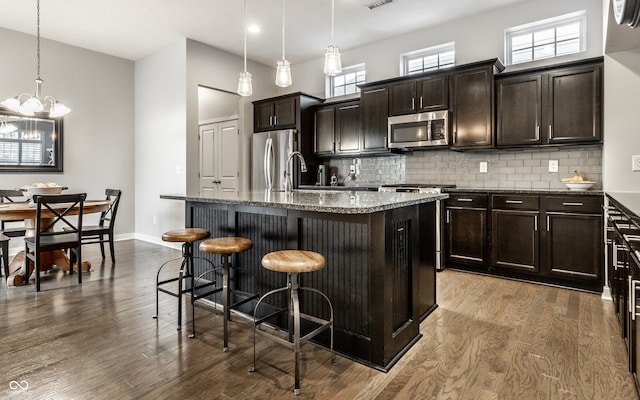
[445,191,603,291]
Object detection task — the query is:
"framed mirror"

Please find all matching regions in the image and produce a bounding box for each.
[0,108,63,172]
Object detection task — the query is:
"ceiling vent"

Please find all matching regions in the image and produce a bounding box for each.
[366,0,394,11]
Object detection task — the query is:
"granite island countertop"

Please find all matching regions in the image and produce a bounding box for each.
[161,189,448,215]
[445,187,603,196]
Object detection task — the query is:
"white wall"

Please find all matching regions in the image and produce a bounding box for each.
[284,0,603,98]
[0,27,135,252]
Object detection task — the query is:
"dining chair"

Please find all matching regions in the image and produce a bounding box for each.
[0,189,28,237]
[0,233,9,278]
[24,193,86,292]
[78,189,121,263]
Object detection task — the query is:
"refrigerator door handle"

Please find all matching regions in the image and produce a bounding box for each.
[265,138,274,190]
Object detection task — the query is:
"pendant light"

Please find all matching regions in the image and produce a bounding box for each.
[0,120,18,134]
[1,0,70,118]
[237,0,253,97]
[275,0,292,87]
[324,0,342,76]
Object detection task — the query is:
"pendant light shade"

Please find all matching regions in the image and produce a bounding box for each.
[237,0,253,97]
[1,0,70,117]
[324,0,342,76]
[275,0,292,87]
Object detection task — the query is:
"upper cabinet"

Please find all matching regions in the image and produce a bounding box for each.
[450,60,504,150]
[496,58,603,147]
[388,74,448,116]
[360,84,389,154]
[253,92,322,133]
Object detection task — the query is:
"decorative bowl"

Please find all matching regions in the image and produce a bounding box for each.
[20,185,65,201]
[563,182,595,191]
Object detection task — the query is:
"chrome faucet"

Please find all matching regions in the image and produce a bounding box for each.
[284,151,307,192]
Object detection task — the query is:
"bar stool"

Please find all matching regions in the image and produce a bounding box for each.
[195,237,257,351]
[250,250,335,396]
[153,228,216,331]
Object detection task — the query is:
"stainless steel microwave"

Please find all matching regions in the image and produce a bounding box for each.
[387,110,449,149]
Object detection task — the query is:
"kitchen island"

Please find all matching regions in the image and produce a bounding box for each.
[161,190,447,371]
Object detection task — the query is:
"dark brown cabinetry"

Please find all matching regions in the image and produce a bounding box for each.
[360,85,389,153]
[445,194,488,270]
[496,58,603,147]
[491,195,540,273]
[254,96,297,132]
[388,74,448,116]
[314,105,335,155]
[450,61,503,150]
[335,101,361,154]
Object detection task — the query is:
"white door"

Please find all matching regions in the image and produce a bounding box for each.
[199,120,240,198]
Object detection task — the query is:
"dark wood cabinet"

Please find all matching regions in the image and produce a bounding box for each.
[314,105,335,155]
[445,194,488,270]
[544,196,603,282]
[335,102,361,154]
[388,74,448,116]
[496,58,603,147]
[360,85,389,153]
[450,62,502,150]
[491,195,540,273]
[254,96,298,132]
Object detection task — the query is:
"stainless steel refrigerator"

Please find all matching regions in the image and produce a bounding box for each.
[251,130,296,191]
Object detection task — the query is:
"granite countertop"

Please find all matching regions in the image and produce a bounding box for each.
[161,190,448,215]
[446,187,604,196]
[298,185,380,192]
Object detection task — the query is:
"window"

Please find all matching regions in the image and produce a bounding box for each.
[326,64,366,98]
[400,42,455,76]
[505,11,586,66]
[0,130,45,166]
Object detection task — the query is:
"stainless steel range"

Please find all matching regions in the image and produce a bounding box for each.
[378,184,454,271]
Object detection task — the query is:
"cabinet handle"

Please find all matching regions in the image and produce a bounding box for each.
[632,279,640,321]
[630,275,634,315]
[534,215,538,232]
[562,202,583,206]
[548,125,552,137]
[505,200,523,204]
[341,105,359,110]
[446,210,450,224]
[269,116,273,126]
[613,243,618,270]
[274,115,278,126]
[457,198,473,202]
[547,215,550,232]
[535,125,540,140]
[411,98,415,110]
[419,96,423,109]
[453,131,457,143]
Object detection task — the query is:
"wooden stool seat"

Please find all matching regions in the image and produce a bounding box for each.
[162,228,209,243]
[199,237,253,255]
[261,250,325,273]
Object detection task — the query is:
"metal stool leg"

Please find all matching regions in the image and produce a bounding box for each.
[222,253,230,352]
[291,273,301,395]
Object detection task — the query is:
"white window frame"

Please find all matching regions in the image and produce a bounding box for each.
[505,10,587,66]
[399,42,455,76]
[325,63,366,99]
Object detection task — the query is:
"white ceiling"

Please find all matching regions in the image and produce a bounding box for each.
[0,0,530,66]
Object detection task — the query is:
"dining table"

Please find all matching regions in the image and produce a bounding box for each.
[0,199,111,287]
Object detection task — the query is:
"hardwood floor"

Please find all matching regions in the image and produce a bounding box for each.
[0,239,637,399]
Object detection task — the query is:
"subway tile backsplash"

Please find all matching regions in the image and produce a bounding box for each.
[324,145,602,189]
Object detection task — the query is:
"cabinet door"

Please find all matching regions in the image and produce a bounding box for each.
[629,252,640,385]
[547,64,602,144]
[446,207,488,267]
[273,97,298,128]
[335,102,361,154]
[389,81,417,116]
[254,102,274,132]
[496,74,543,146]
[491,210,539,272]
[417,75,448,112]
[314,106,335,155]
[545,213,602,281]
[360,86,389,153]
[450,66,494,149]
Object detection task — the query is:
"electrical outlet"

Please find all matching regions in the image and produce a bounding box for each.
[548,160,558,173]
[633,155,640,172]
[479,162,487,173]
[349,165,356,174]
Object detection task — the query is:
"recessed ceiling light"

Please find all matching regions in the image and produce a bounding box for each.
[248,25,261,33]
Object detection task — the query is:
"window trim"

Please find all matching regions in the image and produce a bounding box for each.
[504,10,587,66]
[325,63,366,99]
[399,42,455,76]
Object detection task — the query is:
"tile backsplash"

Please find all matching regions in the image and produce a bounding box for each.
[324,145,602,189]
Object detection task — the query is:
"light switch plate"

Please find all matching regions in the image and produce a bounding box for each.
[548,160,558,172]
[633,155,640,172]
[479,162,487,173]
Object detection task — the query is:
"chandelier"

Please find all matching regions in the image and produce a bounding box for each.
[1,0,70,118]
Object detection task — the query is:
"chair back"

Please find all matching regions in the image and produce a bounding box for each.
[100,189,122,230]
[0,189,26,203]
[33,193,86,245]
